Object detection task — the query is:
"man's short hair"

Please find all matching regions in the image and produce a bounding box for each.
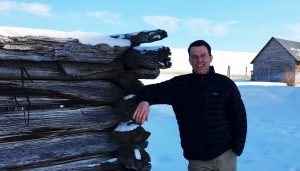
[188,40,211,56]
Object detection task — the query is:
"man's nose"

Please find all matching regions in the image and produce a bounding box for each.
[196,57,203,63]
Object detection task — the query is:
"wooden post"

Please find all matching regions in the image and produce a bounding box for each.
[227,65,231,78]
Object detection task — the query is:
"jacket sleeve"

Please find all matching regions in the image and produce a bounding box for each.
[136,79,175,105]
[228,82,247,156]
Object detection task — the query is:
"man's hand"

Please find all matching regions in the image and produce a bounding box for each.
[133,101,150,125]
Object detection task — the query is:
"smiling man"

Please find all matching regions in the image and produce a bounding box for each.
[133,40,247,171]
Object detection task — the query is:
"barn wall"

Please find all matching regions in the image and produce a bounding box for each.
[252,39,296,83]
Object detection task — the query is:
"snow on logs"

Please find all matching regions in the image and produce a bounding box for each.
[0,29,170,170]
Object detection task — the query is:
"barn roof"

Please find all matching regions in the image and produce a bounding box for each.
[251,37,300,63]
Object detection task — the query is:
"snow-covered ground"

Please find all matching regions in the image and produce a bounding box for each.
[142,75,300,171]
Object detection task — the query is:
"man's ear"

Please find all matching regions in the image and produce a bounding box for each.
[209,55,213,62]
[188,56,192,65]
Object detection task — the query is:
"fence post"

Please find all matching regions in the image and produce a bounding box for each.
[227,65,231,78]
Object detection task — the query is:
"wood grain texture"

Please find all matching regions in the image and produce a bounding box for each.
[0,106,121,139]
[22,155,123,171]
[0,132,121,170]
[0,60,124,80]
[0,80,125,103]
[0,36,130,63]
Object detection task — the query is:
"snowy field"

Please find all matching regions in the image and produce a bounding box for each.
[141,75,300,171]
[160,48,255,77]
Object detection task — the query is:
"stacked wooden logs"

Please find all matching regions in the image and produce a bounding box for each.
[0,29,171,170]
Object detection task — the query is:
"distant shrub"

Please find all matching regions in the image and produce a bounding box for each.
[284,69,295,87]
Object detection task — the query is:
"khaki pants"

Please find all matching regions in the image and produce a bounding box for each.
[188,149,237,171]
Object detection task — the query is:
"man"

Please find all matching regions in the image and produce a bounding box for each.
[133,40,247,171]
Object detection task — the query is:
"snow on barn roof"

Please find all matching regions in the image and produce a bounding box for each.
[275,37,300,61]
[251,37,300,63]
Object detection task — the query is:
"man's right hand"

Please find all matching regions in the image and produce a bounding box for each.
[133,101,150,125]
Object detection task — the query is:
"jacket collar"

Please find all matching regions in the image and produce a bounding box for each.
[190,66,215,88]
[192,66,215,76]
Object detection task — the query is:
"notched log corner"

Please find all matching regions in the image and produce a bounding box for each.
[112,125,151,145]
[111,29,168,47]
[115,146,151,171]
[122,46,171,70]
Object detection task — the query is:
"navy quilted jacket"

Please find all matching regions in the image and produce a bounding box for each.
[136,67,247,160]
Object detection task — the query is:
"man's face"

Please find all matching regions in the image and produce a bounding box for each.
[189,45,213,74]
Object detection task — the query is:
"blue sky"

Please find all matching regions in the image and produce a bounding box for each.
[1,0,300,52]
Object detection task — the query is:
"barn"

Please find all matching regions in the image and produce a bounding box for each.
[251,37,300,85]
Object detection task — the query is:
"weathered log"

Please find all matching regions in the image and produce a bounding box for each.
[112,125,151,145]
[0,60,123,80]
[0,80,125,103]
[115,147,151,171]
[60,60,123,79]
[0,132,121,170]
[23,156,123,171]
[0,35,130,63]
[112,72,143,94]
[114,95,137,120]
[129,68,160,79]
[0,95,69,108]
[111,29,168,46]
[0,106,121,139]
[122,46,171,69]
